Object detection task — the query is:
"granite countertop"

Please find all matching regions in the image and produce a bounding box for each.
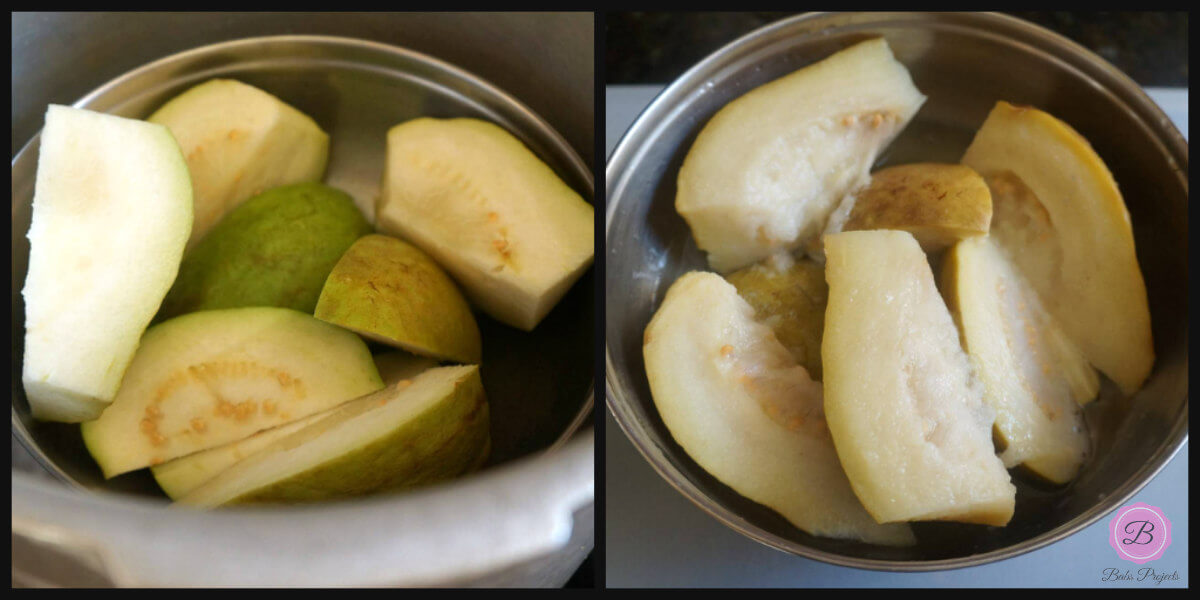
[606,11,1188,87]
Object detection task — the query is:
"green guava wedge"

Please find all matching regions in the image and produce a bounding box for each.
[176,365,489,507]
[156,182,371,321]
[150,351,437,499]
[314,234,482,364]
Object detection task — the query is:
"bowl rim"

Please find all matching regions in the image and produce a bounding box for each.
[12,33,594,494]
[605,10,1188,571]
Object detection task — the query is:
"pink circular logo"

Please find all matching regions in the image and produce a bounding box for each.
[1108,503,1172,564]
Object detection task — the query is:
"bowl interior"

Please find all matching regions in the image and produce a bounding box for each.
[12,36,595,498]
[606,13,1187,567]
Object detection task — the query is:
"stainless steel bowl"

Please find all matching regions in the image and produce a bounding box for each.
[606,12,1187,570]
[13,32,594,586]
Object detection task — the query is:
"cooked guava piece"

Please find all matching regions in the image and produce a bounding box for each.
[725,253,828,380]
[676,38,926,272]
[644,272,914,545]
[944,236,1096,484]
[962,101,1154,394]
[843,163,992,252]
[823,230,1015,526]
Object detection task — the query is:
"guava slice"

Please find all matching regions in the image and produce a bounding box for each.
[822,230,1015,526]
[151,410,327,500]
[842,163,992,253]
[676,38,926,272]
[151,350,436,499]
[147,79,329,250]
[644,272,914,545]
[177,365,489,507]
[943,236,1096,484]
[725,253,829,380]
[376,117,594,331]
[314,234,481,364]
[22,105,192,422]
[81,307,383,478]
[961,101,1154,394]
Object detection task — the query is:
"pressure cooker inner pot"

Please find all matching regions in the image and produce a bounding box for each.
[12,37,595,500]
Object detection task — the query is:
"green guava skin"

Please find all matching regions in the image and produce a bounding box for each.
[315,234,482,364]
[157,182,371,321]
[179,367,490,507]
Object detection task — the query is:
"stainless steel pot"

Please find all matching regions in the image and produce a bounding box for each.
[13,16,594,587]
[606,12,1187,570]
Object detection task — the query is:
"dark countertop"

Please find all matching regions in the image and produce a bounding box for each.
[606,11,1188,87]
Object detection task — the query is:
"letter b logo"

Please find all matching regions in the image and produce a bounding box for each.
[1109,503,1171,564]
